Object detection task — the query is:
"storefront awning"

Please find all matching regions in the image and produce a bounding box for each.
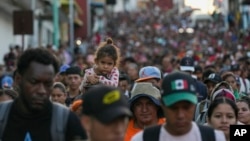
[39,6,68,23]
[60,0,83,14]
[60,0,83,26]
[74,17,83,26]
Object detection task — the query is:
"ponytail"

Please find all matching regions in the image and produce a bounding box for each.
[106,38,113,45]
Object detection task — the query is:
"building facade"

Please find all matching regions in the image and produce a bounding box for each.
[0,0,57,64]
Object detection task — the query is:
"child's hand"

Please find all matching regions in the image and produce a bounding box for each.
[87,74,99,84]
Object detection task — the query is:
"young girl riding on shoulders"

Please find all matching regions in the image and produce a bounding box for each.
[80,38,120,91]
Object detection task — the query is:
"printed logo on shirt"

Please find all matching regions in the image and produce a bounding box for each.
[24,132,32,141]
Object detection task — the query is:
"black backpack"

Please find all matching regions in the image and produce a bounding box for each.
[143,124,215,141]
[0,100,69,141]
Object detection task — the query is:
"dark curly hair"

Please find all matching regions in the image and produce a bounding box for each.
[17,47,59,75]
[0,89,18,99]
[237,96,250,109]
[94,38,120,67]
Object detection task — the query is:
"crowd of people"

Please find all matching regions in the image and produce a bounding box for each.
[0,2,250,141]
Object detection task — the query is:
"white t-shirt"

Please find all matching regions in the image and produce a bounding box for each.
[131,122,226,141]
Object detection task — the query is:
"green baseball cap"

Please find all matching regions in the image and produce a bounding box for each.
[161,71,197,107]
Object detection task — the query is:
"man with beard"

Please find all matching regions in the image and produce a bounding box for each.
[0,48,87,141]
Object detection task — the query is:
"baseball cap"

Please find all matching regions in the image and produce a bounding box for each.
[119,72,130,82]
[180,56,195,72]
[211,88,236,102]
[230,64,240,71]
[65,66,83,76]
[161,71,197,107]
[71,99,83,112]
[136,66,161,82]
[194,65,203,73]
[59,64,70,74]
[82,85,132,124]
[129,82,161,107]
[1,76,13,89]
[204,73,222,84]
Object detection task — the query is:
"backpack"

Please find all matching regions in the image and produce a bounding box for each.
[143,124,215,141]
[195,99,211,124]
[0,100,69,141]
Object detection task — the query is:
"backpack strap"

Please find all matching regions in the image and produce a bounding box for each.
[196,111,208,125]
[194,101,202,121]
[143,125,161,141]
[0,100,13,140]
[198,124,215,141]
[51,103,70,141]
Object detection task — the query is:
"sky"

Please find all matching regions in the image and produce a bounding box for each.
[184,0,215,13]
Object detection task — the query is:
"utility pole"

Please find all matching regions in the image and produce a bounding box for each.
[53,0,59,48]
[31,0,36,48]
[69,0,74,49]
[87,0,91,37]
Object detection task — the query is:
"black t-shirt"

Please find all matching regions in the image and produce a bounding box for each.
[65,91,82,107]
[2,101,87,141]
